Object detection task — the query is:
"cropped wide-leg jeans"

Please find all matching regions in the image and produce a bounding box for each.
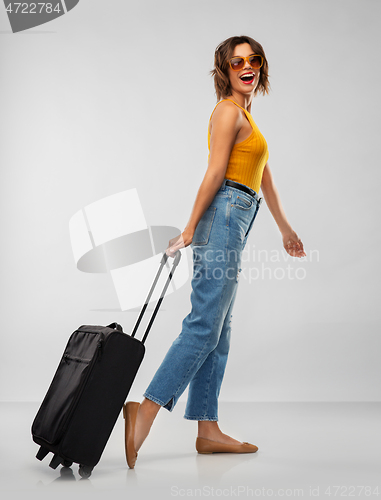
[143,179,262,421]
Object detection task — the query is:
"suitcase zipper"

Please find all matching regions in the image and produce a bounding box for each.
[63,354,91,364]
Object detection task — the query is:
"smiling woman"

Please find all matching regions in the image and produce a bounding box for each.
[122,34,306,470]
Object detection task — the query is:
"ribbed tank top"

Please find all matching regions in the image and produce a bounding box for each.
[208,98,269,194]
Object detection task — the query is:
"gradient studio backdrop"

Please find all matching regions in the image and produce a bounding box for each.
[0,0,380,404]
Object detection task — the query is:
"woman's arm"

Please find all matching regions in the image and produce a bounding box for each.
[261,162,306,258]
[167,102,242,256]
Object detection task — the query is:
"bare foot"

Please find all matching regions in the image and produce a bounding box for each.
[197,421,242,445]
[134,398,161,452]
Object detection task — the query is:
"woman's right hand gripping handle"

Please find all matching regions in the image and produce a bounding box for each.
[166,228,194,258]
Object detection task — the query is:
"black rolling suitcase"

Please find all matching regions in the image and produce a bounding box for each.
[31,250,181,478]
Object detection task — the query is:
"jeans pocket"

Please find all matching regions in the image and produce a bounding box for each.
[191,206,217,246]
[232,194,254,210]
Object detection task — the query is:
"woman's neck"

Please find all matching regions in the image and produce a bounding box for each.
[225,91,254,113]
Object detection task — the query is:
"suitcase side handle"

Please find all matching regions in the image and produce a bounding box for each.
[131,250,181,344]
[106,322,123,332]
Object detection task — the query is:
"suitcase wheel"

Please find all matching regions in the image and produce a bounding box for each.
[61,460,73,468]
[78,465,93,479]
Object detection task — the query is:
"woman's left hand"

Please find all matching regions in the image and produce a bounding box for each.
[282,230,306,257]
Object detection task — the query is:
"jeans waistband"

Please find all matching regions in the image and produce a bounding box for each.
[221,179,263,205]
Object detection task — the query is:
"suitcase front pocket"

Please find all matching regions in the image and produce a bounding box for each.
[32,353,93,445]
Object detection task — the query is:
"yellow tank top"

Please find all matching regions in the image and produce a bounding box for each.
[208,98,269,194]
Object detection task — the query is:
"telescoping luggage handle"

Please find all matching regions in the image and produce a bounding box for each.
[130,250,181,345]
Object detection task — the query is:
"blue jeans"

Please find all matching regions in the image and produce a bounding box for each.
[143,179,262,421]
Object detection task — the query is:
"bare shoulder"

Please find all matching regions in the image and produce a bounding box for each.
[212,100,241,121]
[210,100,242,132]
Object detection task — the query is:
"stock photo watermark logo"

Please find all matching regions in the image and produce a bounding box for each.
[3,0,80,33]
[68,189,313,308]
[192,245,318,284]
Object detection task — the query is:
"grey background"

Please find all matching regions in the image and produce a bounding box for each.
[0,0,380,403]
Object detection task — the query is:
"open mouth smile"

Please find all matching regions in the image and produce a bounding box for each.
[239,71,255,85]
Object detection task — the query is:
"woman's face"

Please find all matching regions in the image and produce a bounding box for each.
[227,43,261,96]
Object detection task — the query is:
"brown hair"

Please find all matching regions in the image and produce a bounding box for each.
[210,35,270,101]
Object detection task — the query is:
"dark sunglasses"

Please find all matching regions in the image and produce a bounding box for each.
[228,54,263,71]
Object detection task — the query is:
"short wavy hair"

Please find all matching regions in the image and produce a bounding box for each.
[210,35,270,102]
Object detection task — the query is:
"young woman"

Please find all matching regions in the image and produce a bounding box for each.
[123,35,306,468]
